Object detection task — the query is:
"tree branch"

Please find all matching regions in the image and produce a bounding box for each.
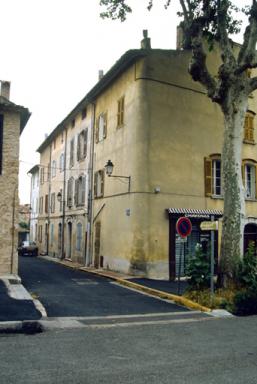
[238,0,257,72]
[217,0,236,66]
[249,76,257,92]
[188,22,217,99]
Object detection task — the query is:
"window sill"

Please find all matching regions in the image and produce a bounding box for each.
[211,195,223,200]
[243,140,255,145]
[245,198,257,202]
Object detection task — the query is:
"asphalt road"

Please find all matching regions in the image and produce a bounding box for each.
[18,256,189,317]
[1,315,257,384]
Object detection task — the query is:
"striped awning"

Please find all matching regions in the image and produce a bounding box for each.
[167,208,223,217]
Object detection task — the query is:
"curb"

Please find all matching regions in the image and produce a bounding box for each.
[39,256,211,313]
[0,320,43,334]
[85,269,212,313]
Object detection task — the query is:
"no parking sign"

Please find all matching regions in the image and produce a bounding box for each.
[176,217,192,238]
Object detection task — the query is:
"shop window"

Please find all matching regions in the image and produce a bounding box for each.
[204,156,222,197]
[96,113,107,143]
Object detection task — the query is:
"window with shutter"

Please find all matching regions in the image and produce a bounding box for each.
[204,156,222,197]
[45,194,49,213]
[243,161,257,199]
[70,138,74,167]
[94,170,104,198]
[117,96,125,128]
[77,134,80,161]
[244,112,255,143]
[97,113,107,142]
[83,129,88,158]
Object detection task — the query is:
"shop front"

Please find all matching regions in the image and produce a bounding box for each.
[167,208,223,280]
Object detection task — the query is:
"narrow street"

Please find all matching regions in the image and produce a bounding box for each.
[18,256,209,326]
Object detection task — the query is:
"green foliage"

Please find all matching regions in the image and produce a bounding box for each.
[185,246,211,290]
[19,221,29,230]
[232,289,257,316]
[236,242,257,290]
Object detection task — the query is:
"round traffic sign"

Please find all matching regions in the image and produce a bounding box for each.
[176,217,192,238]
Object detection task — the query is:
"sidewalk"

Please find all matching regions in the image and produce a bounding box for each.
[0,275,43,334]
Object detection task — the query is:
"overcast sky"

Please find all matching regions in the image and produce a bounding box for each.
[1,0,249,203]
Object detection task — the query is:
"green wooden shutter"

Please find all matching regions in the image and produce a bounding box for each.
[204,157,212,196]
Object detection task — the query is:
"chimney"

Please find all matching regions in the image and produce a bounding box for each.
[98,70,104,81]
[0,80,11,100]
[176,25,184,50]
[141,30,151,50]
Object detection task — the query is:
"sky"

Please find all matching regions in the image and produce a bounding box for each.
[1,0,250,203]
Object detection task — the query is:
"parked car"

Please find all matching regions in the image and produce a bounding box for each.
[18,241,38,256]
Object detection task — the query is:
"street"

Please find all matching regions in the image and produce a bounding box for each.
[1,315,257,384]
[18,256,193,318]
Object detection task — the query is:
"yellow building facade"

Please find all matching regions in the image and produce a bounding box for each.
[90,42,257,280]
[33,35,257,280]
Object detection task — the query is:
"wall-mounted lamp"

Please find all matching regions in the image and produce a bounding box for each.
[105,160,131,193]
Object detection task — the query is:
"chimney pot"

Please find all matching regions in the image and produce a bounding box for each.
[0,80,11,100]
[141,29,151,49]
[98,70,104,80]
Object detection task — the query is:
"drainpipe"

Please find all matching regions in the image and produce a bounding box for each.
[61,127,68,259]
[86,102,96,266]
[11,184,18,274]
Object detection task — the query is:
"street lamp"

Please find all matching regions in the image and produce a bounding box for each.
[57,190,65,259]
[104,160,131,192]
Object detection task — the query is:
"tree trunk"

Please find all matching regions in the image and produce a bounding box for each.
[220,95,248,286]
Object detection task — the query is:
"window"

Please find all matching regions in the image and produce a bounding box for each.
[53,139,56,150]
[0,114,3,175]
[59,153,64,172]
[94,170,104,198]
[39,197,44,214]
[51,193,55,213]
[47,163,50,181]
[77,129,88,161]
[50,224,54,246]
[204,156,222,197]
[71,118,75,128]
[52,160,56,178]
[38,225,42,243]
[244,111,255,143]
[70,138,74,167]
[59,188,63,212]
[76,223,83,251]
[117,96,125,128]
[61,131,64,143]
[75,175,86,206]
[81,107,87,120]
[67,178,74,207]
[45,194,49,213]
[96,113,107,143]
[40,167,44,184]
[243,162,257,199]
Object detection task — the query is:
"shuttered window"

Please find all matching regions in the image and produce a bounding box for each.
[244,112,255,143]
[94,170,104,198]
[117,96,125,128]
[204,156,222,197]
[67,178,74,207]
[77,129,88,161]
[74,176,86,206]
[242,161,257,199]
[76,223,83,251]
[96,113,107,143]
[70,138,74,167]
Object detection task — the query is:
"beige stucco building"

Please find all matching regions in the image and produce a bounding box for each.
[32,33,257,280]
[0,81,30,276]
[89,36,257,280]
[36,98,93,265]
